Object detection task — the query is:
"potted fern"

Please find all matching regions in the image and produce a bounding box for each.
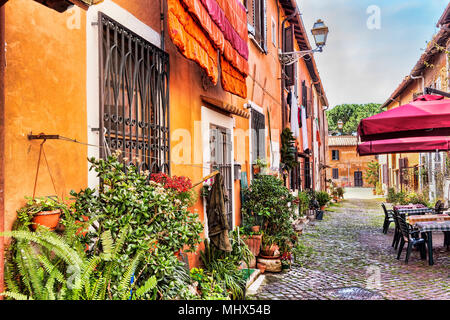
[315,191,331,210]
[17,197,64,231]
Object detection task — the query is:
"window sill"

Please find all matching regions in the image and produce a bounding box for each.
[249,34,267,54]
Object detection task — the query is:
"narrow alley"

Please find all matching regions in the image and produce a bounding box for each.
[252,194,450,300]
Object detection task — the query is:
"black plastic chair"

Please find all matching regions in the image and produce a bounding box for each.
[381,203,395,234]
[433,200,446,214]
[396,213,427,264]
[444,232,450,250]
[391,208,401,249]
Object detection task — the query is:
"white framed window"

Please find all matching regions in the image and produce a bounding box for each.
[201,107,235,233]
[86,0,161,188]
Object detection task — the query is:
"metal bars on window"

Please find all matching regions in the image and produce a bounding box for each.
[304,158,312,190]
[251,109,266,162]
[98,13,170,174]
[210,125,233,230]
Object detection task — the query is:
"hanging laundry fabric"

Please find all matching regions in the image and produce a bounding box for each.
[301,105,309,151]
[287,90,292,122]
[168,0,249,98]
[298,103,302,128]
[290,92,300,138]
[168,0,219,84]
[315,118,322,147]
[206,174,232,252]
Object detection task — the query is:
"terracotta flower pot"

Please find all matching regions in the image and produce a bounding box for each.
[261,244,279,257]
[257,263,266,274]
[243,234,262,257]
[320,205,326,211]
[31,209,61,231]
[251,225,260,233]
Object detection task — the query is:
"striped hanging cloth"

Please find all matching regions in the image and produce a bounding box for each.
[167,0,249,98]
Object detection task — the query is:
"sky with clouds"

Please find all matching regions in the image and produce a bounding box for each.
[296,0,448,107]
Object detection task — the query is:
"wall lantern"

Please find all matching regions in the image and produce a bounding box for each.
[311,19,329,51]
[278,16,329,66]
[337,120,344,130]
[234,163,242,180]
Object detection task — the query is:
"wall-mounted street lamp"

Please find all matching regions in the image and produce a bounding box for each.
[311,19,329,50]
[279,18,329,66]
[337,119,344,130]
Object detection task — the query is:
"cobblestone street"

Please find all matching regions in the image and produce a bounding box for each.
[251,198,450,300]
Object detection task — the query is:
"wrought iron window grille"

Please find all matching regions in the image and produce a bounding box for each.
[98,13,170,175]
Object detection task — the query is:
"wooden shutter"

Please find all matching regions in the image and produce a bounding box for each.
[262,0,267,53]
[302,81,307,112]
[252,109,266,160]
[332,168,339,179]
[254,0,261,44]
[308,86,313,118]
[283,25,295,87]
[247,0,255,36]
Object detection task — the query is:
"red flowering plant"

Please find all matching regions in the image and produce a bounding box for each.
[150,173,197,207]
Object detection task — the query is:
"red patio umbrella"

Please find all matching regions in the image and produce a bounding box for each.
[357,95,450,142]
[357,136,450,156]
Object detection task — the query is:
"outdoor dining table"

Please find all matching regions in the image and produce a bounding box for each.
[414,221,450,265]
[393,204,427,210]
[395,207,435,216]
[407,214,450,225]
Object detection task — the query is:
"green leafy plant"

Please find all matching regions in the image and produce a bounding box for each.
[297,191,310,216]
[364,161,380,188]
[69,153,204,299]
[405,192,430,207]
[280,128,298,172]
[1,226,157,300]
[375,181,383,195]
[242,174,297,254]
[199,234,251,300]
[336,187,344,199]
[16,196,67,227]
[386,188,397,203]
[315,191,331,208]
[326,103,382,135]
[253,158,268,168]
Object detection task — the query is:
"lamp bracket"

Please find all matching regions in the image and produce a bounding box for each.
[279,47,323,66]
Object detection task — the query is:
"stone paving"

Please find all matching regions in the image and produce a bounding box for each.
[251,198,450,300]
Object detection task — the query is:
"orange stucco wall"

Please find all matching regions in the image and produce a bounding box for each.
[3,0,88,234]
[0,0,327,275]
[327,145,377,187]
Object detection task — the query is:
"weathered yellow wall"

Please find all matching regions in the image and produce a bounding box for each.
[4,0,87,233]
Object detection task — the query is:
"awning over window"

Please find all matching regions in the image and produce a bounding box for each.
[168,0,249,98]
[201,95,249,118]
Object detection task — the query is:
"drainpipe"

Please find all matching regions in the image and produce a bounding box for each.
[160,0,165,51]
[410,73,425,93]
[280,8,298,128]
